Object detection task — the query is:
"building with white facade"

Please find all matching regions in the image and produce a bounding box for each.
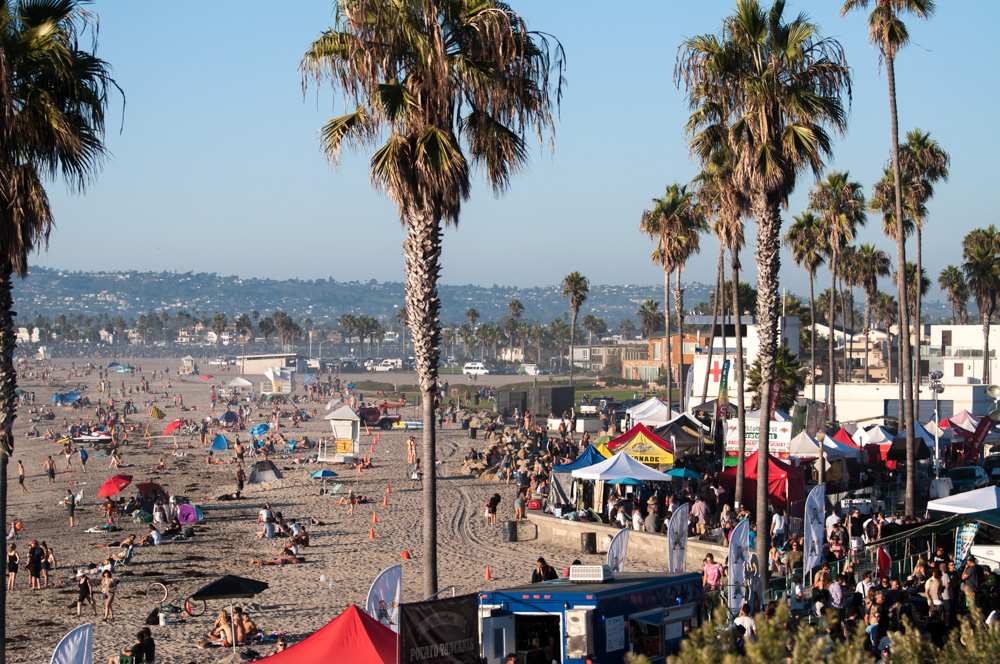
[922,324,999,385]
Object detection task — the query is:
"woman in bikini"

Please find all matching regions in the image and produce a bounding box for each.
[6,544,18,590]
[100,570,116,621]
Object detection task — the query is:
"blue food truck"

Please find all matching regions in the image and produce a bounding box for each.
[478,567,703,664]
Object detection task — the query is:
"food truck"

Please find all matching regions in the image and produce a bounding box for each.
[478,566,703,664]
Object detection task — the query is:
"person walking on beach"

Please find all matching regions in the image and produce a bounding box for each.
[76,571,97,617]
[42,542,55,588]
[79,447,89,472]
[44,456,56,483]
[26,539,43,590]
[16,460,27,493]
[65,489,77,528]
[235,466,246,497]
[406,436,417,465]
[100,569,116,622]
[6,544,18,591]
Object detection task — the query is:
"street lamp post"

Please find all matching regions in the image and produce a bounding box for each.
[929,370,944,477]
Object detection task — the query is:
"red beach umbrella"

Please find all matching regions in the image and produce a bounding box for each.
[164,419,184,435]
[97,474,133,498]
[199,374,213,382]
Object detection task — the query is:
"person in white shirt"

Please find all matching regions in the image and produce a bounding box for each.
[856,571,874,598]
[632,509,643,531]
[825,510,841,539]
[770,509,786,547]
[828,574,844,609]
[733,604,755,637]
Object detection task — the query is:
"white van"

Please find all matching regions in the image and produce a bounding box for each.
[374,358,403,372]
[463,362,490,377]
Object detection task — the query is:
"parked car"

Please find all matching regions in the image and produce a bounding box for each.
[374,358,403,372]
[945,465,990,493]
[463,361,490,377]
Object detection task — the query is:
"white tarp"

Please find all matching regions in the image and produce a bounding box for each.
[606,528,630,573]
[571,452,674,482]
[788,431,857,460]
[227,377,253,389]
[949,410,980,433]
[625,397,677,427]
[666,503,689,575]
[50,624,92,664]
[365,564,402,633]
[927,486,1000,515]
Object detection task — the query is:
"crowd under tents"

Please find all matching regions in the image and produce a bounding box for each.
[625,397,678,428]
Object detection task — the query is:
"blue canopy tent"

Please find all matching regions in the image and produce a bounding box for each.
[107,361,121,368]
[552,445,608,474]
[211,434,229,451]
[250,423,269,438]
[219,411,238,424]
[52,391,81,405]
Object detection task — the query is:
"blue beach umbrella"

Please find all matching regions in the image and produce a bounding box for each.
[666,468,703,480]
[311,469,337,479]
[250,423,269,438]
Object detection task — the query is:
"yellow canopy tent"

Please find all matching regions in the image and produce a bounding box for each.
[149,406,166,420]
[606,423,675,469]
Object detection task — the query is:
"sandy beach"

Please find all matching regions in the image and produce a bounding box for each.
[3,357,650,663]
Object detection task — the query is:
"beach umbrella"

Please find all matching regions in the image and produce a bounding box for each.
[607,478,642,486]
[97,474,133,498]
[199,374,214,382]
[250,423,269,438]
[191,574,268,601]
[311,469,338,479]
[149,406,166,420]
[219,411,237,424]
[666,468,703,480]
[163,419,184,435]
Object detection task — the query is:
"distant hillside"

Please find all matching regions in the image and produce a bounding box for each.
[14,267,715,324]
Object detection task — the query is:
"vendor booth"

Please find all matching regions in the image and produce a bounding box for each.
[571,452,674,483]
[720,451,806,514]
[321,405,361,463]
[606,424,674,469]
[255,605,396,664]
[653,414,709,458]
[479,571,703,664]
[625,397,677,428]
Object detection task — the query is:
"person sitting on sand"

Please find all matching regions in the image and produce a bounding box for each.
[290,522,309,547]
[161,517,182,538]
[139,524,161,547]
[250,544,304,567]
[205,609,235,646]
[234,606,263,643]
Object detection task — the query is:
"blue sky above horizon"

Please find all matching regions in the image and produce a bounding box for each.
[39,1,998,299]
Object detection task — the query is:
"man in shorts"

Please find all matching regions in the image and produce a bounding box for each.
[65,488,77,528]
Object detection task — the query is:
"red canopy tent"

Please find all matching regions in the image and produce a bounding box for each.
[253,605,396,664]
[831,427,860,449]
[607,423,674,452]
[721,452,806,515]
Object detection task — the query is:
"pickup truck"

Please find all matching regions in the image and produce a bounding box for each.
[357,406,402,429]
[373,358,403,372]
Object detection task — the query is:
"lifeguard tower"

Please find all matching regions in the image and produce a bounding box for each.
[320,405,361,463]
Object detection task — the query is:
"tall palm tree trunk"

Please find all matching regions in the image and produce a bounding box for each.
[700,251,724,406]
[887,55,916,516]
[674,267,685,412]
[847,290,856,383]
[751,193,782,597]
[982,311,992,384]
[828,253,839,423]
[913,226,923,424]
[569,309,577,387]
[808,270,817,404]
[662,268,673,411]
[864,293,872,383]
[0,262,16,659]
[403,214,441,596]
[731,254,747,509]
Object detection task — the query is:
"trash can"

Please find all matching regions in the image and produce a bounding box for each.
[581,532,597,554]
[502,520,518,543]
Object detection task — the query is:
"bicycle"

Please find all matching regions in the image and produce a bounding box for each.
[144,581,207,617]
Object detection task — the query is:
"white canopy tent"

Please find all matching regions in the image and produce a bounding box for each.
[571,451,673,482]
[227,377,254,390]
[787,430,858,460]
[912,421,943,448]
[625,397,678,428]
[320,405,361,463]
[853,425,893,446]
[927,486,1000,515]
[746,408,792,422]
[949,410,979,433]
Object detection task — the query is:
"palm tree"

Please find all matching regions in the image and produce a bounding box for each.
[839,245,863,383]
[962,227,1000,384]
[458,324,476,360]
[670,203,707,412]
[810,172,866,421]
[842,0,934,518]
[547,318,570,371]
[396,306,408,355]
[508,298,525,352]
[0,3,117,649]
[561,272,589,386]
[301,0,564,595]
[938,265,968,325]
[618,319,638,340]
[581,314,607,347]
[786,213,826,403]
[746,346,805,413]
[855,245,892,383]
[637,300,661,339]
[526,323,546,366]
[465,308,480,330]
[902,262,929,326]
[900,129,949,410]
[679,0,851,588]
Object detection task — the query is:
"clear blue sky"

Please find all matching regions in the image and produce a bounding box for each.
[40,0,998,299]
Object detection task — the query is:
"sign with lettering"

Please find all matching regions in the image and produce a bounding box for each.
[398,593,479,664]
[724,419,793,454]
